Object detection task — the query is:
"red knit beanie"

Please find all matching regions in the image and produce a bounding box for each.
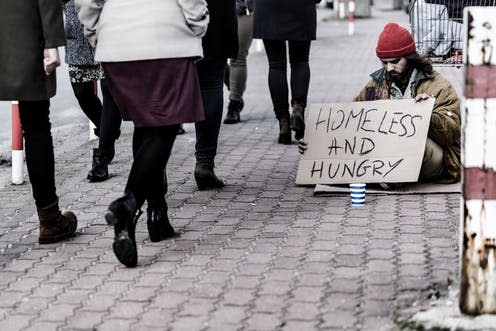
[376,23,416,58]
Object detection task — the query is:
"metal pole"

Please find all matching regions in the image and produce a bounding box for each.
[460,6,496,315]
[11,101,24,185]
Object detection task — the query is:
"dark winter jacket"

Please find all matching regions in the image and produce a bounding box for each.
[354,68,461,183]
[0,0,66,101]
[62,0,97,66]
[236,0,254,15]
[202,0,238,60]
[253,0,317,41]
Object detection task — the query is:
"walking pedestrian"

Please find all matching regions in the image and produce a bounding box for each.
[223,0,254,124]
[194,0,238,190]
[0,1,77,243]
[253,0,320,144]
[62,0,122,182]
[76,0,209,267]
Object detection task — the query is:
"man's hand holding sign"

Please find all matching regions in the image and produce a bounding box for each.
[296,98,435,185]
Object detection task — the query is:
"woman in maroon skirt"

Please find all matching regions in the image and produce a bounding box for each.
[75,0,209,267]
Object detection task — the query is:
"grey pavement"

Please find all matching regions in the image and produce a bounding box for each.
[0,7,470,331]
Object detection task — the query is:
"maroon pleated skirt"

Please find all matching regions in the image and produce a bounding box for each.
[102,58,204,127]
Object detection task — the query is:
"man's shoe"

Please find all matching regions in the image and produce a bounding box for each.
[194,156,225,191]
[87,148,109,182]
[223,100,243,124]
[37,199,77,244]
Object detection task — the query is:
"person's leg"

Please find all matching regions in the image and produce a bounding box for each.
[87,79,123,182]
[194,59,227,190]
[107,125,178,266]
[224,14,254,124]
[263,39,291,144]
[70,80,102,135]
[18,100,77,243]
[288,41,311,108]
[288,40,311,140]
[419,138,444,181]
[18,101,56,207]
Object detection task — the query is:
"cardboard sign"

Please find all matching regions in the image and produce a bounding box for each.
[296,98,435,185]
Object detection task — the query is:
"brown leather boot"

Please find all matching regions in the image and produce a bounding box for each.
[37,199,77,244]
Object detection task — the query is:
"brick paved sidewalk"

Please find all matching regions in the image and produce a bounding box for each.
[0,8,463,331]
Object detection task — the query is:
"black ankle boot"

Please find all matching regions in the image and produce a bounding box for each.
[290,104,305,140]
[194,155,225,191]
[147,200,174,242]
[278,116,291,145]
[224,99,243,124]
[87,148,109,182]
[105,192,140,267]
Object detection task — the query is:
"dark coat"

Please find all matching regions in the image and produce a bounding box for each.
[252,0,318,40]
[202,0,239,61]
[62,0,97,66]
[0,0,66,101]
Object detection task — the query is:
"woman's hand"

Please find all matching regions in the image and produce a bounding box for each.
[298,139,308,154]
[43,48,60,75]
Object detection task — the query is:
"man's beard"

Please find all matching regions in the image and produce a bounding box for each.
[386,65,412,87]
[386,70,404,84]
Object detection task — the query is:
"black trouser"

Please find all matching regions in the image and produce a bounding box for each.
[125,125,178,209]
[263,40,311,119]
[98,79,122,163]
[70,81,102,135]
[195,59,227,158]
[18,100,57,208]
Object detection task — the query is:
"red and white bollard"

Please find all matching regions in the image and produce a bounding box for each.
[348,0,355,36]
[338,0,346,19]
[460,7,496,315]
[11,101,24,185]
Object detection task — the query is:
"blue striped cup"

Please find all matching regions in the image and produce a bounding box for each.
[349,183,366,206]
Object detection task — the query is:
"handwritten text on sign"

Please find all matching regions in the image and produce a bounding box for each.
[295,98,434,184]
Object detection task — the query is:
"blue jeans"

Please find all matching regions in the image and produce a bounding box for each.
[195,59,227,158]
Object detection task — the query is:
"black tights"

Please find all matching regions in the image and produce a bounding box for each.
[18,100,57,208]
[71,81,102,135]
[263,40,311,119]
[126,125,178,209]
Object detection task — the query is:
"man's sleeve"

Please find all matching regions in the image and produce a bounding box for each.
[428,84,461,147]
[38,0,66,48]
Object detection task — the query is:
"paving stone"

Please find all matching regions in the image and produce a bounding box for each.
[97,318,137,331]
[245,312,282,331]
[0,314,32,331]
